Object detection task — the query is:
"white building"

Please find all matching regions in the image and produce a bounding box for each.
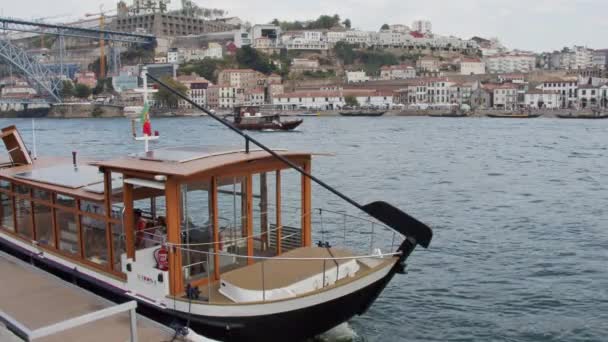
[537,77,579,108]
[417,57,440,72]
[460,58,486,75]
[492,85,518,109]
[251,24,281,48]
[273,89,394,110]
[485,53,536,73]
[558,46,594,70]
[218,87,244,108]
[524,90,560,109]
[380,65,416,80]
[244,89,265,106]
[412,20,432,34]
[592,50,608,70]
[176,74,209,109]
[346,71,369,83]
[291,58,320,70]
[234,29,252,47]
[282,31,329,50]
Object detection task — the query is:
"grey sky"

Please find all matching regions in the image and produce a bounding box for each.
[4,0,608,52]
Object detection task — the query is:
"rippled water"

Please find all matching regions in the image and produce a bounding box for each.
[2,116,608,342]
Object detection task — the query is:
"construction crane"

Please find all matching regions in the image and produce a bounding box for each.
[32,13,72,50]
[85,6,117,80]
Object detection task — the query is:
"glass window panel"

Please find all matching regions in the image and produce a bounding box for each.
[15,198,32,239]
[80,200,105,216]
[82,215,108,265]
[15,184,30,195]
[181,181,214,284]
[0,179,11,191]
[56,194,76,207]
[217,176,247,273]
[56,209,79,254]
[0,193,14,231]
[33,188,51,201]
[112,223,126,272]
[34,203,54,247]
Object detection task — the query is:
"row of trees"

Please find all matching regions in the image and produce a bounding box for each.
[271,14,352,31]
[59,78,114,99]
[334,42,399,74]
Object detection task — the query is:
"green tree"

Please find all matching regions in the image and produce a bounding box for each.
[344,95,359,107]
[270,18,280,26]
[236,46,276,74]
[154,77,188,108]
[59,80,74,99]
[334,42,356,65]
[342,19,351,29]
[381,23,390,30]
[74,84,91,99]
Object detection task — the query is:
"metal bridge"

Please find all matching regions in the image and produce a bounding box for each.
[0,16,156,103]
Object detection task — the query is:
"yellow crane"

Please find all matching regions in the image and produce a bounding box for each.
[85,6,116,80]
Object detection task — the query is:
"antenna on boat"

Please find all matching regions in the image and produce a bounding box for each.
[134,66,159,153]
[146,74,433,250]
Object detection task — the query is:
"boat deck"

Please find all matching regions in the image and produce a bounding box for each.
[185,250,397,305]
[0,252,176,342]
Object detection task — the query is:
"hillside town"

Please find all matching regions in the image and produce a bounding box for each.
[2,0,608,115]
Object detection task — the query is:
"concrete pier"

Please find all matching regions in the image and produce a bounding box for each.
[0,252,175,342]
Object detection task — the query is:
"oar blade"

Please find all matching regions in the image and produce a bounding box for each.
[362,201,433,248]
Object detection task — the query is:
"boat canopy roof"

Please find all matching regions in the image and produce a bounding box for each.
[95,146,311,177]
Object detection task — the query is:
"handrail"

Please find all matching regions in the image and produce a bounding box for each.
[0,301,139,342]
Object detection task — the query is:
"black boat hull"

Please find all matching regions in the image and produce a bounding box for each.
[486,114,541,118]
[0,235,398,342]
[235,119,303,131]
[339,112,386,117]
[556,114,608,119]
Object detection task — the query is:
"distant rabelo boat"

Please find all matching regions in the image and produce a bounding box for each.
[0,72,432,341]
[486,111,541,118]
[228,106,303,131]
[556,111,608,119]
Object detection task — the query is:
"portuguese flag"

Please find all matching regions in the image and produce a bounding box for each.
[141,102,152,136]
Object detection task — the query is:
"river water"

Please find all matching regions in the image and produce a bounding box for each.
[1,116,607,342]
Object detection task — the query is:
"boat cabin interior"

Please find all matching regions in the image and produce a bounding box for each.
[0,125,321,299]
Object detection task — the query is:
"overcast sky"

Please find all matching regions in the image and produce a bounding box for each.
[4,0,608,52]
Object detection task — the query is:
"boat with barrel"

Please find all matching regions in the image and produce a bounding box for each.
[0,72,432,342]
[227,106,303,131]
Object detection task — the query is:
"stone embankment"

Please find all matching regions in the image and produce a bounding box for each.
[48,103,124,118]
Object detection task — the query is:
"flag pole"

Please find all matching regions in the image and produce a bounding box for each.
[142,66,149,152]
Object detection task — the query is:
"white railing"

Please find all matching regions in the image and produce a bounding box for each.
[0,301,139,342]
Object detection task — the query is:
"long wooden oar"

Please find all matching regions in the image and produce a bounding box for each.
[146,74,433,248]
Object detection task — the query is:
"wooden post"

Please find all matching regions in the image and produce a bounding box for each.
[275,170,282,255]
[103,170,114,271]
[76,199,84,258]
[29,188,36,240]
[260,173,268,250]
[301,160,312,247]
[51,194,58,248]
[165,178,183,295]
[211,177,220,280]
[123,183,135,260]
[246,174,253,265]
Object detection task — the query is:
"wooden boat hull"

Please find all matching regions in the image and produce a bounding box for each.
[339,112,386,117]
[429,114,468,117]
[486,114,541,118]
[234,119,303,131]
[556,114,608,119]
[0,233,402,342]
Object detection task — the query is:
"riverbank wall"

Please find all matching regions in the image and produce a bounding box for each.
[48,103,124,118]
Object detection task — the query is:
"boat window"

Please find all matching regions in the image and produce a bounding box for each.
[279,169,304,253]
[34,202,54,247]
[217,176,247,273]
[33,189,51,201]
[15,184,30,196]
[252,172,278,258]
[112,222,126,271]
[181,180,214,285]
[15,198,33,239]
[56,209,79,255]
[80,200,105,216]
[82,215,108,265]
[0,192,14,232]
[0,179,11,191]
[56,194,76,208]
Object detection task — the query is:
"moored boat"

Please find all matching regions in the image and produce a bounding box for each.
[486,112,541,118]
[556,112,608,119]
[0,74,433,342]
[228,106,303,131]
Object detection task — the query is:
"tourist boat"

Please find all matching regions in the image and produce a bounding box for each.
[0,77,433,342]
[228,106,303,131]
